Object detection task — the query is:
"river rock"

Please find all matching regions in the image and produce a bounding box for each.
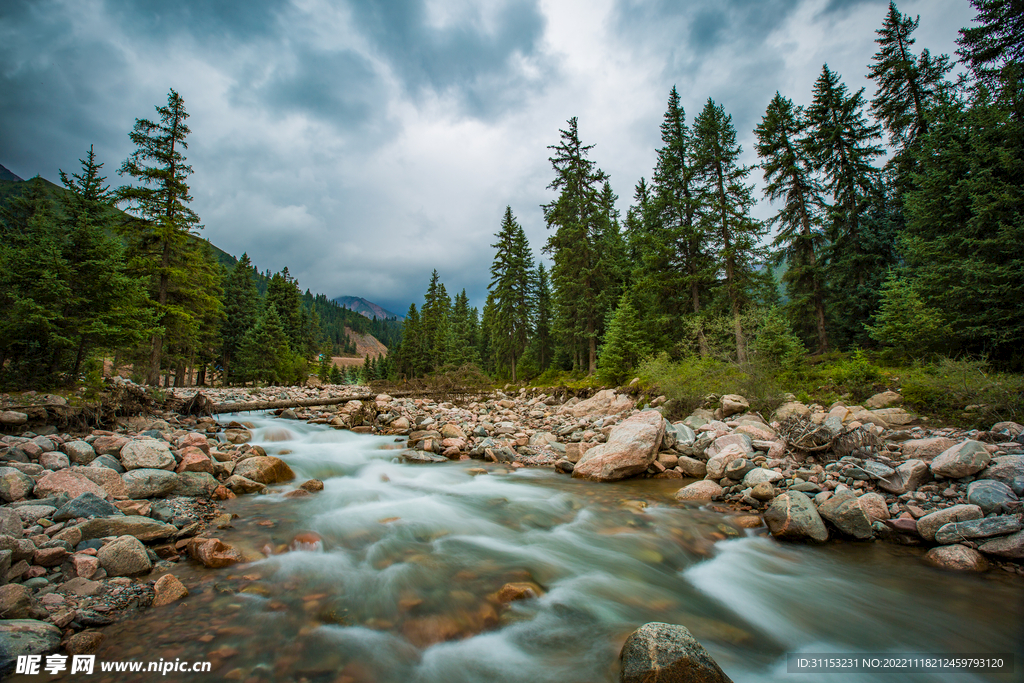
[78,516,177,542]
[916,504,984,542]
[152,574,189,607]
[870,407,915,427]
[705,434,752,459]
[224,475,266,494]
[69,465,128,499]
[978,530,1024,559]
[742,467,783,487]
[32,470,105,500]
[672,423,696,446]
[233,456,295,484]
[877,459,931,495]
[674,480,723,502]
[60,440,97,465]
[176,447,214,474]
[934,515,1022,544]
[0,620,61,676]
[930,440,990,478]
[900,437,957,462]
[864,391,902,409]
[750,481,775,501]
[978,455,1024,486]
[186,537,243,568]
[0,411,28,426]
[0,509,23,537]
[175,432,211,454]
[705,444,748,480]
[565,442,594,464]
[173,471,220,497]
[676,456,706,478]
[120,438,176,470]
[93,435,128,456]
[16,505,55,525]
[560,389,634,418]
[52,492,121,522]
[857,492,889,522]
[573,411,664,482]
[619,622,733,683]
[764,491,828,542]
[97,535,151,576]
[0,584,45,619]
[775,402,811,421]
[966,479,1019,514]
[121,468,178,498]
[0,467,35,503]
[817,492,873,539]
[90,454,126,473]
[720,394,748,417]
[923,545,989,572]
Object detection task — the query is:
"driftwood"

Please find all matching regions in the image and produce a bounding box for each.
[199,390,443,415]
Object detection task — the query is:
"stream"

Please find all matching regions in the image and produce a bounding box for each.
[22,413,1024,682]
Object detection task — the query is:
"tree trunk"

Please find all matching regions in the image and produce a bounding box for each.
[587,319,597,375]
[147,239,171,385]
[197,364,207,386]
[71,337,87,379]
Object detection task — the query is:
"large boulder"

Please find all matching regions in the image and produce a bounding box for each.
[572,411,665,482]
[978,455,1024,486]
[173,472,220,497]
[233,456,295,485]
[78,516,177,542]
[0,620,61,676]
[121,468,178,498]
[916,504,984,542]
[967,479,1019,515]
[934,515,1021,544]
[60,440,97,465]
[619,622,733,683]
[719,394,749,417]
[97,535,151,577]
[0,467,35,502]
[32,470,106,500]
[559,389,634,418]
[71,465,128,499]
[0,411,28,426]
[764,491,828,542]
[930,440,990,479]
[705,434,752,460]
[978,530,1024,559]
[901,437,958,462]
[120,438,176,470]
[817,491,873,539]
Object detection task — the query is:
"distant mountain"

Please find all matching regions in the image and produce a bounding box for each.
[0,163,23,182]
[333,296,403,321]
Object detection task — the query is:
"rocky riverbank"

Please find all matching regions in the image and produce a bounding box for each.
[0,381,1021,674]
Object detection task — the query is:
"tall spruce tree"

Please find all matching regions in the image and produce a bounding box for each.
[220,253,260,383]
[755,93,829,353]
[598,291,648,385]
[235,301,292,385]
[488,207,534,381]
[117,88,201,385]
[957,0,1024,120]
[868,2,954,157]
[542,117,609,373]
[532,263,554,372]
[692,98,765,363]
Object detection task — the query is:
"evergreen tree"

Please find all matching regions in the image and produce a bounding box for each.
[755,93,829,353]
[488,207,534,380]
[329,363,342,385]
[692,98,765,363]
[235,302,292,385]
[117,88,201,384]
[420,270,451,371]
[598,291,649,385]
[532,263,554,372]
[220,253,260,383]
[446,289,479,367]
[542,117,609,373]
[957,0,1024,119]
[266,268,305,352]
[868,2,953,156]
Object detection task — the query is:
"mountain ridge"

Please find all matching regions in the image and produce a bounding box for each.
[333,296,404,322]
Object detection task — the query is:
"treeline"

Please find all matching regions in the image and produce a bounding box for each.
[392,0,1023,384]
[0,91,399,389]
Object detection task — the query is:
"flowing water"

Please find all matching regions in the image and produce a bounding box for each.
[24,414,1024,682]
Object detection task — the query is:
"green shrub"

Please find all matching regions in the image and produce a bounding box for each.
[901,357,1024,427]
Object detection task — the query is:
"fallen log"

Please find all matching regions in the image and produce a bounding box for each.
[199,389,485,415]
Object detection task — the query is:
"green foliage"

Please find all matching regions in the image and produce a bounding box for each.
[749,307,806,370]
[865,275,949,359]
[598,291,649,386]
[488,207,534,380]
[901,357,1024,427]
[234,302,294,385]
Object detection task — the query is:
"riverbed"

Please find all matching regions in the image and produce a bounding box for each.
[21,413,1024,682]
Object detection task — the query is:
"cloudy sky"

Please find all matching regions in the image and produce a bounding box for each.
[1,0,974,316]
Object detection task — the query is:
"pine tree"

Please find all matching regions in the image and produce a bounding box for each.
[598,291,649,385]
[692,98,765,363]
[420,270,452,372]
[755,93,829,353]
[117,88,201,385]
[266,268,305,352]
[235,302,292,385]
[957,0,1024,119]
[542,117,609,373]
[868,2,953,156]
[532,263,554,371]
[220,253,260,383]
[489,207,534,381]
[446,289,479,367]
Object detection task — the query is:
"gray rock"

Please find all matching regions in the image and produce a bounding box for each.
[15,505,55,525]
[705,433,752,459]
[966,479,1020,515]
[400,450,447,463]
[676,456,707,478]
[862,460,896,479]
[0,620,61,676]
[30,436,55,453]
[121,468,178,498]
[877,459,931,495]
[77,516,177,542]
[917,505,985,542]
[742,467,783,487]
[97,535,152,577]
[672,423,696,446]
[173,471,219,497]
[90,454,126,473]
[764,491,828,542]
[0,467,35,502]
[0,411,28,426]
[120,438,176,471]
[224,475,265,494]
[725,458,755,480]
[934,515,1022,544]
[930,440,991,478]
[817,492,873,540]
[620,622,733,683]
[978,455,1024,486]
[0,509,22,538]
[0,549,10,582]
[53,492,122,522]
[60,440,97,465]
[978,530,1024,559]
